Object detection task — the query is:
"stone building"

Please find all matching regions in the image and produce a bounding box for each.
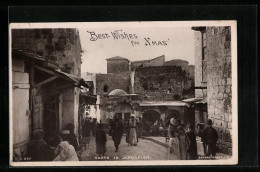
[106,56,130,74]
[131,55,165,71]
[11,29,87,160]
[83,55,195,134]
[191,26,232,155]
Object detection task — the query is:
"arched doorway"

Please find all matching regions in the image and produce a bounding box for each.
[142,110,161,136]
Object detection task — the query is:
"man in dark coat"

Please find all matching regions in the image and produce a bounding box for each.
[110,114,124,152]
[67,123,80,151]
[186,124,198,160]
[202,119,218,157]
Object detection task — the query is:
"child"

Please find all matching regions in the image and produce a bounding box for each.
[95,123,107,156]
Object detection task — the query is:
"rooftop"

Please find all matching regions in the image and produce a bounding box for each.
[165,59,189,64]
[106,56,129,61]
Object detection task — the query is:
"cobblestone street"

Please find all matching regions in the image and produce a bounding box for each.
[79,135,177,161]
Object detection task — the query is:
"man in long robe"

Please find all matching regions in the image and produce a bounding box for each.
[128,114,138,146]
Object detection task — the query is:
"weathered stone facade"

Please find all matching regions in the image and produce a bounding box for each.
[206,26,232,155]
[131,55,165,70]
[134,66,194,101]
[193,26,232,155]
[12,29,82,76]
[106,56,129,74]
[12,29,82,159]
[96,73,131,95]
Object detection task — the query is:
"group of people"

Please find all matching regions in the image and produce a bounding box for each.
[168,117,218,160]
[80,114,143,157]
[27,124,80,161]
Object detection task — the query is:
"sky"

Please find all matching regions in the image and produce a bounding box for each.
[78,22,195,74]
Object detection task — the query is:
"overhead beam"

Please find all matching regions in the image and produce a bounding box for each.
[33,76,58,88]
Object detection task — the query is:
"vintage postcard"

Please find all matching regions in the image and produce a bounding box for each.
[9,21,237,166]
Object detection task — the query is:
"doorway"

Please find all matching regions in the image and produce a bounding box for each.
[43,95,59,140]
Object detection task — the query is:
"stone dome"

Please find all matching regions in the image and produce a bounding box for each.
[108,89,128,96]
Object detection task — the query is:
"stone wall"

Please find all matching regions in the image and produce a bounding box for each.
[206,26,232,155]
[193,30,206,98]
[12,28,82,76]
[144,55,165,67]
[107,60,129,74]
[96,73,131,95]
[134,66,194,101]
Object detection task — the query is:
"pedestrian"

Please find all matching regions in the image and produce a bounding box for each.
[67,123,80,151]
[128,114,138,146]
[168,117,181,159]
[52,134,79,161]
[111,114,124,152]
[202,119,218,158]
[177,126,190,160]
[196,123,207,156]
[137,117,143,141]
[81,117,92,150]
[125,120,130,145]
[95,123,107,156]
[91,118,97,137]
[28,129,55,161]
[186,124,198,160]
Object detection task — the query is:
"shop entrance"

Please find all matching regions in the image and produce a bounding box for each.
[142,110,161,136]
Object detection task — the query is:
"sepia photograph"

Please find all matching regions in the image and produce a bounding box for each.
[9,21,237,166]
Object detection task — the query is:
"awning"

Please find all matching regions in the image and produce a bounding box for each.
[80,90,97,105]
[13,49,89,88]
[182,98,203,103]
[195,98,207,104]
[182,97,207,105]
[139,101,187,107]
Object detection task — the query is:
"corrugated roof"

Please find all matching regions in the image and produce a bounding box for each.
[106,56,129,61]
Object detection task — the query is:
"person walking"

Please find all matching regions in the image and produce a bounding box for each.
[128,114,138,146]
[202,119,218,158]
[111,114,124,152]
[137,117,143,142]
[67,123,80,151]
[186,124,198,160]
[81,117,92,150]
[195,123,207,156]
[177,126,190,160]
[168,117,181,159]
[95,123,107,156]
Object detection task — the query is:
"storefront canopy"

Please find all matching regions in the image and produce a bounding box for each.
[139,101,187,107]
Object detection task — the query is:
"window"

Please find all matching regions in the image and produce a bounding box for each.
[103,85,108,92]
[167,88,172,94]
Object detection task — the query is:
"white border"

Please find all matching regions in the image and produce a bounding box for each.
[9,21,238,166]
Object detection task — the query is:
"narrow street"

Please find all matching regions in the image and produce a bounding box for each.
[79,135,177,161]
